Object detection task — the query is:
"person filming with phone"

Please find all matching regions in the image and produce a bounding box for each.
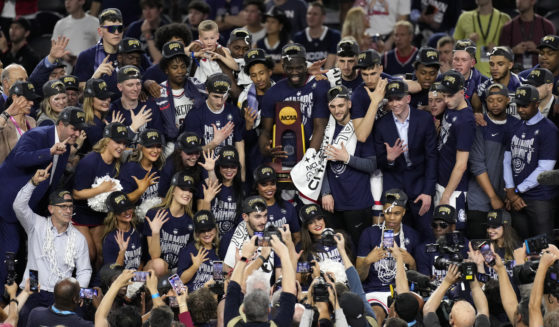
[356,189,422,324]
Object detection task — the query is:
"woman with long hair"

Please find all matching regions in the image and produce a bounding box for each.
[36,80,68,126]
[102,190,143,270]
[198,146,244,237]
[72,122,128,268]
[177,210,221,290]
[252,164,300,243]
[256,7,291,81]
[485,210,520,262]
[144,171,196,276]
[341,7,373,52]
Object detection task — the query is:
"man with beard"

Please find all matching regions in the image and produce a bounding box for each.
[466,83,520,239]
[472,46,522,123]
[259,43,329,158]
[0,17,40,74]
[451,39,488,101]
[519,35,559,90]
[223,196,282,281]
[325,38,363,92]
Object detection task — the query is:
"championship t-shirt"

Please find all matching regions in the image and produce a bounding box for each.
[119,162,161,206]
[102,228,143,269]
[210,184,240,236]
[177,243,220,291]
[171,88,195,129]
[266,202,300,233]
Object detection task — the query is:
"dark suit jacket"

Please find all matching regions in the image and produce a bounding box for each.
[373,107,437,198]
[0,125,70,223]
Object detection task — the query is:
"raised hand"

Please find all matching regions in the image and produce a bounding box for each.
[130,105,153,132]
[325,142,349,163]
[50,137,70,155]
[32,162,53,185]
[191,248,209,268]
[211,121,234,146]
[307,58,328,75]
[244,107,258,130]
[385,138,408,162]
[366,78,387,103]
[365,246,386,264]
[5,95,32,116]
[145,209,169,234]
[414,194,432,216]
[202,178,222,202]
[115,230,131,252]
[322,194,334,213]
[132,171,159,192]
[198,149,218,171]
[48,36,71,62]
[93,55,115,79]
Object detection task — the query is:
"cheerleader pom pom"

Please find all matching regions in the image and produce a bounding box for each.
[135,197,162,222]
[318,259,347,284]
[87,176,123,212]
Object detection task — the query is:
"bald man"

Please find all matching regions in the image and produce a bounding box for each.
[26,277,93,326]
[449,301,477,327]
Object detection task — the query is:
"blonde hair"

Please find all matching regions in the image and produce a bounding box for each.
[341,8,368,50]
[92,137,122,177]
[82,97,96,124]
[102,210,139,240]
[128,144,165,170]
[156,185,194,217]
[39,96,60,121]
[198,20,218,33]
[394,20,413,34]
[193,228,220,255]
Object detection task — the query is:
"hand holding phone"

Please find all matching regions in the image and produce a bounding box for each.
[213,261,224,281]
[168,274,187,295]
[80,288,99,299]
[480,243,496,266]
[29,269,38,292]
[132,271,150,282]
[383,229,394,250]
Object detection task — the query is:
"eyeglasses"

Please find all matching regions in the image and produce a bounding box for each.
[431,222,449,229]
[102,25,123,34]
[54,204,74,211]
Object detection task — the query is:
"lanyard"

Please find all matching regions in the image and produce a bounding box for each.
[476,9,494,43]
[51,305,76,315]
[9,116,30,137]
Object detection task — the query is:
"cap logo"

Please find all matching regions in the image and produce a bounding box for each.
[63,77,75,83]
[279,106,297,125]
[99,81,107,90]
[183,175,194,183]
[247,49,259,58]
[115,194,127,204]
[488,212,497,219]
[59,190,70,198]
[388,82,400,90]
[186,135,198,143]
[284,45,301,53]
[213,80,230,89]
[261,167,273,175]
[248,198,264,207]
[387,192,400,199]
[168,42,181,50]
[531,70,541,77]
[358,53,367,60]
[117,126,127,133]
[444,75,456,84]
[544,35,555,43]
[305,205,318,214]
[28,83,36,90]
[439,207,450,214]
[223,150,235,158]
[426,50,438,58]
[127,39,140,47]
[147,131,159,139]
[516,89,527,96]
[76,111,85,120]
[196,214,209,222]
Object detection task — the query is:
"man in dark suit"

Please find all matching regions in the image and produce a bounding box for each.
[374,80,437,242]
[0,106,86,286]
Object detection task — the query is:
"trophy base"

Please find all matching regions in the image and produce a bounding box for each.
[269,162,295,189]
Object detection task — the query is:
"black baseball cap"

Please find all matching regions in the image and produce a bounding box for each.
[187,0,211,15]
[161,41,187,60]
[49,190,72,205]
[454,39,477,60]
[9,81,40,100]
[118,37,144,54]
[339,292,368,327]
[139,129,163,148]
[354,50,381,69]
[103,122,129,143]
[337,39,359,57]
[99,8,123,24]
[414,47,440,68]
[526,68,554,87]
[440,70,465,95]
[299,204,323,225]
[171,171,196,191]
[538,35,559,51]
[229,28,252,45]
[60,75,79,91]
[433,204,456,224]
[84,78,114,99]
[394,293,419,323]
[205,73,231,94]
[281,43,306,60]
[12,17,31,31]
[486,209,511,228]
[244,48,273,74]
[485,83,508,98]
[58,106,87,130]
[382,189,408,207]
[253,164,276,184]
[327,85,351,103]
[514,85,540,107]
[42,80,66,98]
[193,210,216,232]
[242,195,267,214]
[216,146,240,167]
[264,7,290,30]
[385,80,409,99]
[117,65,142,83]
[106,191,134,214]
[489,46,514,61]
[177,131,202,154]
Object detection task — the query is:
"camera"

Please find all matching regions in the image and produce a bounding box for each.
[426,232,466,269]
[209,280,225,298]
[312,277,330,302]
[525,234,549,255]
[5,252,17,285]
[513,261,540,284]
[321,228,337,247]
[545,263,559,296]
[263,225,283,243]
[406,270,436,297]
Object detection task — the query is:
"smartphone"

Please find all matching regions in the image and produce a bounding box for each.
[480,243,496,266]
[168,296,178,308]
[132,271,150,282]
[80,288,99,299]
[213,261,224,281]
[477,273,490,283]
[471,239,489,251]
[254,231,264,247]
[168,273,186,295]
[29,269,38,292]
[297,262,310,273]
[383,229,394,249]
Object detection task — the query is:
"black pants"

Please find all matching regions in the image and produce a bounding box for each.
[511,198,557,239]
[466,210,490,240]
[324,207,373,246]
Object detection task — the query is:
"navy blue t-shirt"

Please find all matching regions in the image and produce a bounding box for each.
[292,27,340,63]
[266,201,300,233]
[109,98,163,134]
[357,224,421,292]
[143,64,167,84]
[342,75,364,92]
[144,207,195,269]
[437,107,475,190]
[183,102,244,155]
[177,243,220,291]
[261,77,330,140]
[210,184,240,236]
[119,161,161,205]
[509,116,559,200]
[158,159,203,198]
[73,152,118,226]
[349,78,394,120]
[296,241,343,264]
[255,38,287,82]
[326,123,374,210]
[102,228,143,269]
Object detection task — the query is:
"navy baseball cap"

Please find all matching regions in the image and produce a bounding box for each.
[514,85,539,107]
[354,50,381,69]
[440,70,465,95]
[10,81,40,100]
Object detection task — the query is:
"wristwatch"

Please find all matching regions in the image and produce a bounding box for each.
[240,256,248,263]
[0,110,10,120]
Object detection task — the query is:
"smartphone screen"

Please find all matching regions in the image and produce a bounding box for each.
[213,261,224,281]
[471,239,489,251]
[254,231,264,246]
[80,288,98,299]
[168,273,186,295]
[480,243,496,266]
[383,229,394,249]
[297,262,310,273]
[132,271,149,282]
[29,269,38,292]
